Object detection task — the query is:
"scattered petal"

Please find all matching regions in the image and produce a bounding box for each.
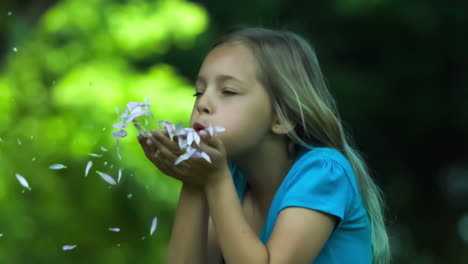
[0,234,3,237]
[89,153,102,157]
[150,217,158,235]
[32,157,36,162]
[174,147,197,165]
[104,161,108,166]
[15,174,31,190]
[0,137,3,143]
[112,123,127,129]
[116,139,122,160]
[112,130,127,139]
[62,245,77,251]
[108,228,120,232]
[85,161,93,177]
[101,147,108,152]
[96,171,116,185]
[13,47,18,53]
[127,193,133,199]
[7,11,12,16]
[49,164,67,170]
[133,123,146,135]
[118,169,122,183]
[17,138,21,145]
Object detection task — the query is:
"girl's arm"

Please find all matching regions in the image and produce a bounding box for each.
[167,184,209,264]
[205,171,335,264]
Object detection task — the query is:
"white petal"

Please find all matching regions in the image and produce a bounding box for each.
[175,122,185,132]
[187,131,194,146]
[101,147,108,152]
[159,121,176,141]
[96,171,116,185]
[112,129,127,139]
[112,123,126,129]
[124,108,152,123]
[174,148,197,165]
[49,164,67,170]
[85,161,93,177]
[0,137,3,143]
[116,139,122,160]
[150,217,158,236]
[108,227,120,232]
[15,174,31,190]
[207,127,214,136]
[200,152,212,163]
[193,132,201,146]
[118,169,122,183]
[215,126,226,132]
[177,136,187,150]
[89,153,103,157]
[62,245,77,251]
[133,123,146,135]
[17,138,22,145]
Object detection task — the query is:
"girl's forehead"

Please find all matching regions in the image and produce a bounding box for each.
[198,43,259,83]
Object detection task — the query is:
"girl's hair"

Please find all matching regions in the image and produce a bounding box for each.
[216,27,391,264]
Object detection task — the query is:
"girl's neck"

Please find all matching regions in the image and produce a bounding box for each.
[234,136,296,208]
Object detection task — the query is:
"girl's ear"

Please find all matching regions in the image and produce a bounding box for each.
[271,118,295,135]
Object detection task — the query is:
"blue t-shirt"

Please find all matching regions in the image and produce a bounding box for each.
[228,147,372,264]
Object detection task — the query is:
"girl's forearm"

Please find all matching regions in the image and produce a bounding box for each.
[205,173,269,264]
[168,183,209,264]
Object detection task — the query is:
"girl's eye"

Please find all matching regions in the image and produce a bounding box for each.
[223,91,237,95]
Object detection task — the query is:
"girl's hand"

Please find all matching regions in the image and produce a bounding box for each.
[137,129,229,186]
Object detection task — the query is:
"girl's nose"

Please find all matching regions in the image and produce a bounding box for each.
[196,93,212,114]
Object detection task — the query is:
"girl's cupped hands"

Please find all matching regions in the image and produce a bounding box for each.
[138,128,229,187]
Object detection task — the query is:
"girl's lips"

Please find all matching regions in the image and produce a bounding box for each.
[193,122,206,132]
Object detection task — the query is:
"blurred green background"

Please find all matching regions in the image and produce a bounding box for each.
[0,0,467,263]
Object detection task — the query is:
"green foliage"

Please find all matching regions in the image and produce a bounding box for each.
[0,0,208,263]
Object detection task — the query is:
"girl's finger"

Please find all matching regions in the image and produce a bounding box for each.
[152,130,184,155]
[149,135,179,165]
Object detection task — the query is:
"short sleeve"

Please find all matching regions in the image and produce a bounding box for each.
[279,157,354,222]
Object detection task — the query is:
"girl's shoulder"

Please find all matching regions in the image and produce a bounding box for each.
[295,146,352,172]
[290,146,359,195]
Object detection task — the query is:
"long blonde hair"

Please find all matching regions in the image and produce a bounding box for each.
[217,27,390,264]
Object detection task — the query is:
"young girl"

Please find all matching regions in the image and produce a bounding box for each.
[138,27,390,264]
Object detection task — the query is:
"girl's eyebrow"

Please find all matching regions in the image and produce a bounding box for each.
[196,74,244,86]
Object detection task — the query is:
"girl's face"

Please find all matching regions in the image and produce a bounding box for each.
[190,43,275,161]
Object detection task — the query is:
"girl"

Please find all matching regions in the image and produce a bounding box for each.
[138,27,390,264]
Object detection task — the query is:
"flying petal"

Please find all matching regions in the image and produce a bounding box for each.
[85,161,93,177]
[150,217,158,236]
[15,174,31,190]
[62,245,77,251]
[96,171,117,185]
[49,164,67,170]
[112,130,127,139]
